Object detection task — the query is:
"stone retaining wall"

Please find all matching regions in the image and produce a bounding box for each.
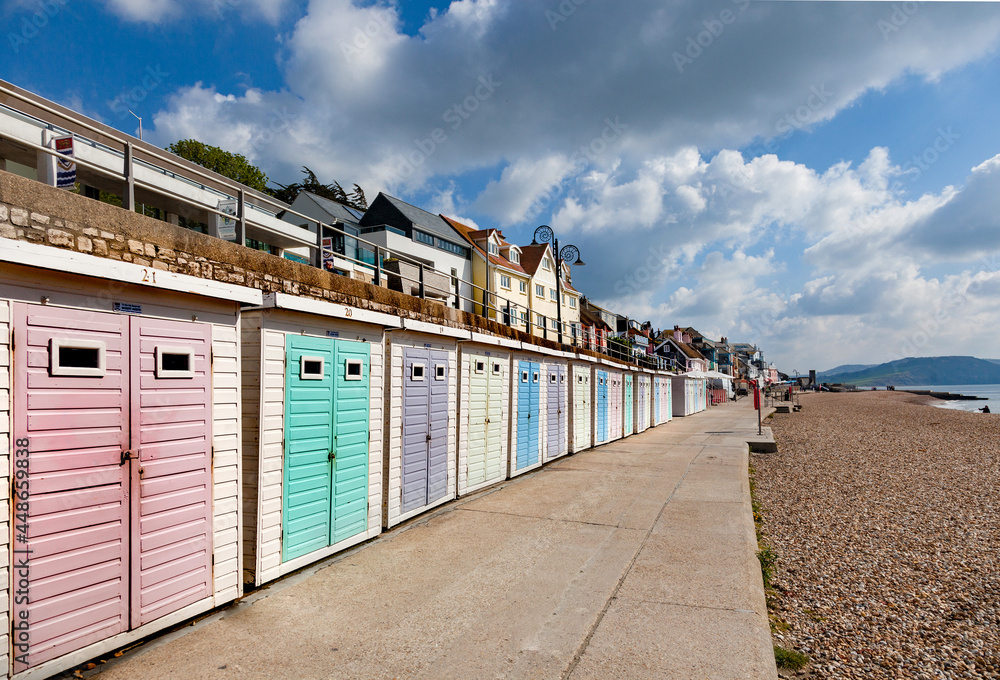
[0,170,600,357]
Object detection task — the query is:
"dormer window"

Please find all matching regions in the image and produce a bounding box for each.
[542,256,552,271]
[510,249,520,264]
[488,241,499,256]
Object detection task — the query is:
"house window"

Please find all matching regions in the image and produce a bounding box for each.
[500,274,511,289]
[535,284,544,298]
[520,310,527,323]
[510,251,520,264]
[550,288,557,301]
[542,257,552,271]
[519,280,527,294]
[489,242,499,256]
[551,318,558,330]
[569,297,576,309]
[414,230,435,246]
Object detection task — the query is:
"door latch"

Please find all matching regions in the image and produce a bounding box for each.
[328,451,336,461]
[120,450,134,466]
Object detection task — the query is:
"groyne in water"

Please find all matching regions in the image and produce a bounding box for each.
[901,389,986,401]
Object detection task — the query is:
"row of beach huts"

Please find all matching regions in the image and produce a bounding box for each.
[0,236,711,679]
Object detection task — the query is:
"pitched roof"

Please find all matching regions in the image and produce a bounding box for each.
[298,191,365,224]
[441,216,528,275]
[364,193,467,246]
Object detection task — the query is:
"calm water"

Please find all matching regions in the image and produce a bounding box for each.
[901,384,1000,412]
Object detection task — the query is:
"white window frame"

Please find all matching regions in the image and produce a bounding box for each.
[155,345,196,379]
[411,362,426,381]
[492,362,502,375]
[435,364,447,381]
[550,288,557,301]
[49,338,107,377]
[542,256,552,271]
[569,297,577,309]
[300,355,325,380]
[475,359,486,374]
[521,370,529,383]
[345,359,364,381]
[518,280,527,294]
[500,274,511,289]
[535,284,544,298]
[510,251,520,264]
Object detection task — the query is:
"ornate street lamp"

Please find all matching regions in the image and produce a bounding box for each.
[532,225,585,344]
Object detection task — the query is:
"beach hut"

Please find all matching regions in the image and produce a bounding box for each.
[1,245,257,677]
[241,294,392,585]
[660,374,674,422]
[623,372,634,437]
[671,375,697,417]
[383,319,464,528]
[510,349,543,477]
[543,354,570,463]
[594,368,609,444]
[607,368,623,441]
[634,372,647,433]
[457,334,514,496]
[570,361,593,453]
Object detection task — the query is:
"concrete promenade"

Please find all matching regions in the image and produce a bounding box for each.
[92,400,778,680]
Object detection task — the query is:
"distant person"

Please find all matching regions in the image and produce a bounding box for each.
[980,405,991,414]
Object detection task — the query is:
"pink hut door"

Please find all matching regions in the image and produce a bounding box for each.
[129,318,212,629]
[11,305,213,672]
[12,304,130,672]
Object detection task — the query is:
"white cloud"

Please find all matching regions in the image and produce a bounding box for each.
[139,0,1000,370]
[102,0,288,22]
[474,155,575,226]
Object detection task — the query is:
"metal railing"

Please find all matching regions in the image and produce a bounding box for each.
[0,80,679,370]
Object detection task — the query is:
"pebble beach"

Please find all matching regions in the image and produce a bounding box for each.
[754,391,1000,679]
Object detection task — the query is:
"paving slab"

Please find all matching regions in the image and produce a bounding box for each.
[90,399,777,680]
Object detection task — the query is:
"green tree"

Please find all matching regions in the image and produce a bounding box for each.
[166,139,270,194]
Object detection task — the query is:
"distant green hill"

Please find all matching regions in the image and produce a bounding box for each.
[817,363,875,378]
[822,356,1000,386]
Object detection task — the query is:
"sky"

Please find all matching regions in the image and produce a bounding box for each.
[4,0,1000,373]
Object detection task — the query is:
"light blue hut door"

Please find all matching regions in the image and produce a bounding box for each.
[596,370,608,443]
[516,360,540,469]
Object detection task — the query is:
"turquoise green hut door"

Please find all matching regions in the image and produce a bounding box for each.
[283,335,370,561]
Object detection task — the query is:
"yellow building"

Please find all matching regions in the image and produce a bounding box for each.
[444,216,581,342]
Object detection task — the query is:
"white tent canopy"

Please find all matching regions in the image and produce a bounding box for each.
[680,370,733,381]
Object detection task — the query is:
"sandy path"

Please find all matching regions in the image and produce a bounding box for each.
[755,391,999,680]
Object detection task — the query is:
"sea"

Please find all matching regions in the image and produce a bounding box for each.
[898,384,1000,413]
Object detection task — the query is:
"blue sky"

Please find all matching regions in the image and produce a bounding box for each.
[4,0,1000,371]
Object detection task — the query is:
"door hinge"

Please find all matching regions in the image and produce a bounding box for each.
[211,446,215,461]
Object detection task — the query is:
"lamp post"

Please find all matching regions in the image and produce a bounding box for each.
[532,225,585,345]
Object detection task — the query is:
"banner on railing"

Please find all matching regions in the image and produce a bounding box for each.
[322,237,335,269]
[214,199,238,241]
[53,135,75,189]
